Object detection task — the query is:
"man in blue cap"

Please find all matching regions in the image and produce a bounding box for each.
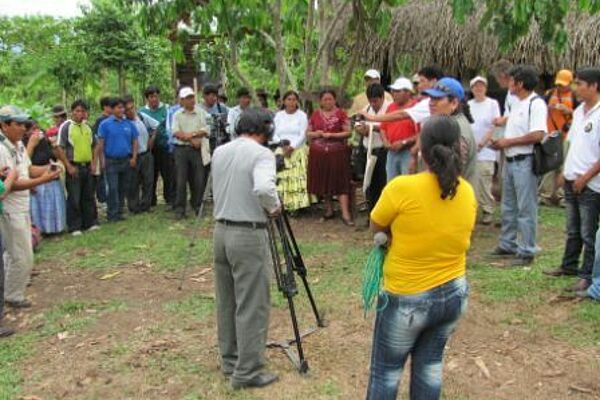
[422,77,478,187]
[0,105,61,312]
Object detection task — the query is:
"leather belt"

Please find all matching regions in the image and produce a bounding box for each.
[505,154,532,163]
[217,219,267,229]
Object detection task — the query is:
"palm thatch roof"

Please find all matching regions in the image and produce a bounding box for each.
[363,0,600,78]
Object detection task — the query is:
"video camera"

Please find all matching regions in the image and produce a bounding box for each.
[270,139,290,173]
[350,113,367,128]
[209,113,230,152]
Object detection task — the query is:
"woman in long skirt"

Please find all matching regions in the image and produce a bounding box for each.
[307,89,353,225]
[25,121,66,234]
[273,90,311,212]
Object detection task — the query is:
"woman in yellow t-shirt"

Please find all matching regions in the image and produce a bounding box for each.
[366,115,477,400]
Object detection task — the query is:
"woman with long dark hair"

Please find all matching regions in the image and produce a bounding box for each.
[307,89,353,225]
[24,120,67,235]
[366,115,477,400]
[273,90,311,212]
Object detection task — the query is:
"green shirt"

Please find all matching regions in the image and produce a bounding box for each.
[140,104,168,149]
[0,180,5,214]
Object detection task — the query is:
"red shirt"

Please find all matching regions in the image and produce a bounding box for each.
[380,101,418,144]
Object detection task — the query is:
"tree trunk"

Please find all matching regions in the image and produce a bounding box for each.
[258,30,298,92]
[118,65,127,96]
[304,0,349,93]
[339,42,360,98]
[100,68,108,94]
[318,0,330,86]
[302,0,315,100]
[271,0,287,97]
[227,31,257,104]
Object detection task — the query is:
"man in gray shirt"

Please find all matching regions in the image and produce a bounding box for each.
[212,108,280,390]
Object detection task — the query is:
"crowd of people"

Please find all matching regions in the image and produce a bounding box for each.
[0,60,599,398]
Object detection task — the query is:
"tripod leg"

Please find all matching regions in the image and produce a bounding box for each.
[298,273,326,328]
[284,292,309,374]
[281,212,325,327]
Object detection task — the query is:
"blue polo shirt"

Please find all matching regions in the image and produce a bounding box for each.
[98,116,139,158]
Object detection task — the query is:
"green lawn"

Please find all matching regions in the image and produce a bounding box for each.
[0,205,597,399]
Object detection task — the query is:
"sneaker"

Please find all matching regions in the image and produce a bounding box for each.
[88,225,100,232]
[231,372,279,390]
[574,290,590,299]
[543,268,577,277]
[71,230,82,237]
[509,256,534,267]
[490,247,516,257]
[0,326,15,338]
[480,214,493,225]
[5,299,32,309]
[564,278,591,293]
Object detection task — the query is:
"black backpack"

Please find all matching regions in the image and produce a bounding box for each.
[528,96,563,176]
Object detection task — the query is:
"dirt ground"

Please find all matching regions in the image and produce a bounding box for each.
[5,215,600,400]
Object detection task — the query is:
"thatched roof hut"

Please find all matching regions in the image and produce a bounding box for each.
[363,0,600,80]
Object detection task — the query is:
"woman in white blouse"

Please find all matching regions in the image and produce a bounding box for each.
[273,91,311,212]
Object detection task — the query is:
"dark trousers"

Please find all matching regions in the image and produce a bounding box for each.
[127,152,154,213]
[105,157,133,221]
[65,164,97,231]
[366,148,388,211]
[152,146,175,206]
[174,146,206,216]
[561,181,600,280]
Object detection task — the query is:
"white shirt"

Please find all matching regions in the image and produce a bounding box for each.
[227,105,249,138]
[504,92,548,157]
[564,102,600,193]
[495,93,519,139]
[0,133,31,214]
[405,97,431,124]
[273,109,308,149]
[131,113,159,153]
[469,97,501,162]
[361,100,392,148]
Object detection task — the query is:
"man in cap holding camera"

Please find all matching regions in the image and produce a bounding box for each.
[0,105,61,309]
[212,107,280,390]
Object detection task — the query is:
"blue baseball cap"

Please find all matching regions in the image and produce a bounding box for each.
[423,77,465,101]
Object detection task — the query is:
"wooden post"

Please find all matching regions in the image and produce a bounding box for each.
[193,77,198,95]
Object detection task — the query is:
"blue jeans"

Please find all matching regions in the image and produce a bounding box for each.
[499,156,538,257]
[366,277,469,400]
[105,157,132,221]
[560,182,600,280]
[587,228,600,300]
[386,149,412,182]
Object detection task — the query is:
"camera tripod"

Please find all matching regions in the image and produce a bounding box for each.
[266,209,326,374]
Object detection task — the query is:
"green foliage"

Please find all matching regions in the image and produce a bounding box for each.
[452,0,599,51]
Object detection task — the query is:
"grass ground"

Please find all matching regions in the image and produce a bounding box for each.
[0,205,599,399]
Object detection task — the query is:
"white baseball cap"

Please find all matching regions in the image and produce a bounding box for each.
[364,69,381,79]
[179,86,195,99]
[389,77,414,92]
[469,76,488,87]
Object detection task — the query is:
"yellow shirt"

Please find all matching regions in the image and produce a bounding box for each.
[370,172,477,295]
